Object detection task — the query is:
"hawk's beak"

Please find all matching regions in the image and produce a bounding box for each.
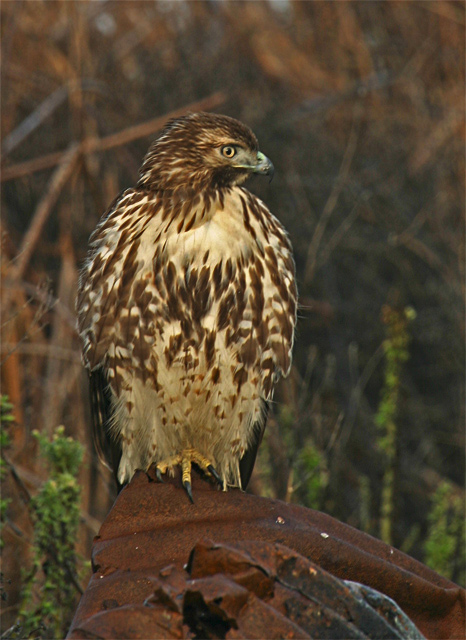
[253,151,275,182]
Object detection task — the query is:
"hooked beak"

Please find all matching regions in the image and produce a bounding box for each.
[252,151,275,182]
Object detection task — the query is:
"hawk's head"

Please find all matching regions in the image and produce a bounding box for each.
[138,112,274,191]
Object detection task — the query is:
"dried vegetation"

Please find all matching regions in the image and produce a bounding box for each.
[1,0,464,631]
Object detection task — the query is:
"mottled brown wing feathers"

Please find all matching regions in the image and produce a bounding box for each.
[89,366,122,490]
[239,398,269,490]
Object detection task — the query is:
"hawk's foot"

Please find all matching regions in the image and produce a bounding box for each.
[155,448,223,502]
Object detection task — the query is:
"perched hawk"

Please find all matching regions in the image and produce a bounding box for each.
[77,112,297,499]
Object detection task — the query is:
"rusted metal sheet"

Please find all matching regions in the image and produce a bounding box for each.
[67,471,465,639]
[188,540,425,639]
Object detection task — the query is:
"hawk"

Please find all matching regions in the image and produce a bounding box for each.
[77,112,297,500]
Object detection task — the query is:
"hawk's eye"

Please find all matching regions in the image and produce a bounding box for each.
[221,145,236,158]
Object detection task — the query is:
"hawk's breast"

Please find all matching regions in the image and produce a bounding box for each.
[79,186,296,486]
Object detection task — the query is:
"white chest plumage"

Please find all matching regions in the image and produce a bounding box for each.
[78,185,296,488]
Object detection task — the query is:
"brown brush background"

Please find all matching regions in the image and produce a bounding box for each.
[1,0,464,630]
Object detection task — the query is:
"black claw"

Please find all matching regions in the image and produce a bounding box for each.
[184,480,194,504]
[156,468,164,483]
[207,464,223,487]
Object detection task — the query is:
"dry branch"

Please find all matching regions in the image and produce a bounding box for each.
[8,144,81,283]
[1,92,226,182]
[1,86,69,157]
[304,103,362,286]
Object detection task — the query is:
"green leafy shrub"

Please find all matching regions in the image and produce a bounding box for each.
[425,481,465,586]
[298,441,328,508]
[375,305,416,544]
[17,426,84,639]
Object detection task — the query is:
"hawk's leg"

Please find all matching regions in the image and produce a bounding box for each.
[155,448,223,502]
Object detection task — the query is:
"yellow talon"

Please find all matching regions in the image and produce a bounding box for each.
[181,455,192,486]
[155,454,182,477]
[155,448,223,501]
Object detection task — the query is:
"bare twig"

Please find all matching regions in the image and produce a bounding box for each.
[325,412,345,455]
[8,144,81,283]
[390,229,462,297]
[389,205,430,245]
[0,342,80,363]
[304,102,362,286]
[4,519,29,541]
[1,91,226,182]
[63,562,84,595]
[0,0,23,69]
[90,91,227,152]
[1,79,108,159]
[2,454,33,503]
[0,285,56,367]
[417,2,465,25]
[410,108,464,174]
[297,346,318,414]
[317,197,362,269]
[1,148,66,180]
[1,87,68,157]
[2,277,77,328]
[113,20,154,61]
[41,232,80,435]
[339,342,386,449]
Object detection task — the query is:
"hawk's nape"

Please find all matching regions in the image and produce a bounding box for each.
[77,112,297,499]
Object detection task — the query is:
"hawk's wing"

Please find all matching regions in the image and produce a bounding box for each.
[78,189,153,489]
[239,398,269,490]
[89,366,122,490]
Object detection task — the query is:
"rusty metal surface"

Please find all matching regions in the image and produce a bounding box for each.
[67,471,465,639]
[343,581,425,640]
